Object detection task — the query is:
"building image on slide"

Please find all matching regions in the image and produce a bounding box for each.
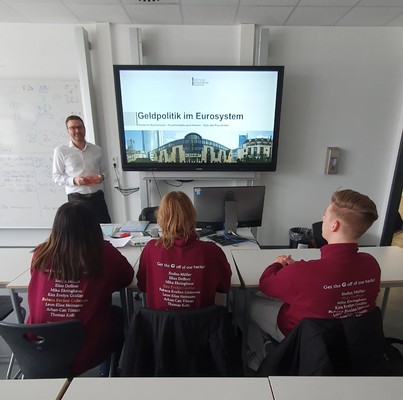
[126,132,274,164]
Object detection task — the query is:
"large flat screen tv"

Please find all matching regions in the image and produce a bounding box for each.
[113,65,284,172]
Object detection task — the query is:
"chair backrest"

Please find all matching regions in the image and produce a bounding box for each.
[139,206,159,223]
[122,305,243,377]
[312,221,328,248]
[0,295,25,321]
[0,296,15,321]
[0,320,85,379]
[257,307,387,376]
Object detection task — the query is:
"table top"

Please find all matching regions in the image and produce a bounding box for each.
[0,247,34,286]
[5,245,143,290]
[6,227,260,290]
[268,376,403,400]
[206,227,259,288]
[231,246,403,288]
[5,233,255,289]
[0,378,67,400]
[63,377,272,400]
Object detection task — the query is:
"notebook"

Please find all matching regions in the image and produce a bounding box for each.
[100,224,118,237]
[119,220,150,233]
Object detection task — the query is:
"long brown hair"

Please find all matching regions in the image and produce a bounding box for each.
[156,191,197,249]
[32,201,104,281]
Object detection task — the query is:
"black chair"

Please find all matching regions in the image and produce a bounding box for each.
[0,320,85,379]
[256,307,389,377]
[0,296,18,322]
[0,295,26,379]
[312,221,328,248]
[138,206,159,223]
[122,305,243,377]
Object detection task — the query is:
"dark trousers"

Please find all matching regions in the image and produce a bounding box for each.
[99,305,125,377]
[68,190,112,224]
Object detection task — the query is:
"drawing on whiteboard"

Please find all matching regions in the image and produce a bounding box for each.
[0,79,83,227]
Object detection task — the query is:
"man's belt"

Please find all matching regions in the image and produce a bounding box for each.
[70,190,102,198]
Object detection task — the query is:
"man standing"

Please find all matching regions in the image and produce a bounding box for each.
[52,115,111,223]
[247,189,380,368]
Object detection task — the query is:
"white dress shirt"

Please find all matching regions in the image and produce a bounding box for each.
[52,141,106,195]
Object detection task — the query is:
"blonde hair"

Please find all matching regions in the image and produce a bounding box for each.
[156,191,197,249]
[331,189,378,239]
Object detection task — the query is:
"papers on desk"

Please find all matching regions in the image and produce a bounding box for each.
[105,236,132,248]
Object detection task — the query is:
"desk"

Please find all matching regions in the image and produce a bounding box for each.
[268,376,403,400]
[0,378,68,400]
[0,248,34,287]
[209,227,260,289]
[0,248,34,324]
[231,246,403,315]
[63,377,273,400]
[5,230,258,324]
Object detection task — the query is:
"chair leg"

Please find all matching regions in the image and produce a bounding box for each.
[6,352,15,379]
[5,353,22,380]
[109,352,116,377]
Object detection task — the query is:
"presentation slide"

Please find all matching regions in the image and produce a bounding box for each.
[119,69,279,151]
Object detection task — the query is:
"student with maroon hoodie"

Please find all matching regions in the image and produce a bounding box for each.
[137,191,231,310]
[27,201,134,376]
[247,189,380,369]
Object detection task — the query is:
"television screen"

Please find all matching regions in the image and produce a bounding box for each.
[113,65,284,172]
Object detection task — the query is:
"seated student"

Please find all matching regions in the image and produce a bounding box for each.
[248,189,381,368]
[27,201,134,376]
[137,191,231,309]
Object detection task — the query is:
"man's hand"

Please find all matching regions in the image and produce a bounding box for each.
[74,175,103,185]
[73,176,87,186]
[85,174,103,184]
[275,255,295,266]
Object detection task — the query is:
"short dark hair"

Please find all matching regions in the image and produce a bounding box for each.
[331,189,378,238]
[65,115,85,128]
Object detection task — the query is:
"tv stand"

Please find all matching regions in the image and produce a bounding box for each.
[224,199,238,233]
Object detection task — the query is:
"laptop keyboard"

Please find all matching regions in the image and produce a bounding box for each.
[207,233,248,246]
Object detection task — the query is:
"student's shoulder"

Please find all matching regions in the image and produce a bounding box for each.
[140,239,159,254]
[102,240,127,257]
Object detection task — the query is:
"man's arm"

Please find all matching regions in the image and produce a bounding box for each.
[83,145,106,185]
[259,256,297,301]
[52,147,75,187]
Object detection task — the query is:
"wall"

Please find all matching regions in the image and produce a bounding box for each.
[258,27,403,245]
[0,23,402,247]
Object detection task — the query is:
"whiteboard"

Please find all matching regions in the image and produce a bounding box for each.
[0,80,83,227]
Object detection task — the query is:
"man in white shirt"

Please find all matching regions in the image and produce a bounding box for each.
[52,115,111,223]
